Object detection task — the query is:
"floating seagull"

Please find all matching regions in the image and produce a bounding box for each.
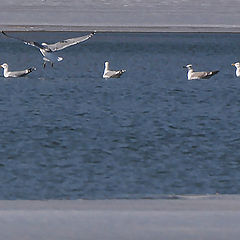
[231,62,240,77]
[183,64,219,80]
[0,63,36,78]
[103,61,126,79]
[2,31,96,68]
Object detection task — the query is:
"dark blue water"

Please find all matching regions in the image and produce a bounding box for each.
[0,32,240,199]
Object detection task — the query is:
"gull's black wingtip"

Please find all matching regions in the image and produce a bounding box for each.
[92,30,97,35]
[1,31,9,38]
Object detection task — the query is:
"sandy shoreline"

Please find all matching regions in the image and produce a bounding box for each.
[1,24,240,33]
[0,196,240,240]
[1,0,240,32]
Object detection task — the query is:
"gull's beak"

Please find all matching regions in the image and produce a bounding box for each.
[231,63,235,66]
[183,66,187,68]
[0,65,2,68]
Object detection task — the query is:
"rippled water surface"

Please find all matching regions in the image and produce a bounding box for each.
[0,32,240,199]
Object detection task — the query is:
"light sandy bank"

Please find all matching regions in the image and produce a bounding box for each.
[2,24,240,32]
[1,0,240,32]
[0,195,240,240]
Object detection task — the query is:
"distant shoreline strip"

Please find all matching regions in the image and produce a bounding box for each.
[1,24,240,32]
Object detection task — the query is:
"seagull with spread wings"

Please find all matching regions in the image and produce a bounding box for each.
[2,31,96,68]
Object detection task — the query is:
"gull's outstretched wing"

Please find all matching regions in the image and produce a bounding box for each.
[1,31,46,50]
[46,31,96,52]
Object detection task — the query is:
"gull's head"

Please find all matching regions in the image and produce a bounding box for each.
[232,62,240,68]
[0,63,8,69]
[183,64,193,70]
[105,61,109,68]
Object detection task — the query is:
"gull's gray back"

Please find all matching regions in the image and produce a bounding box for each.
[7,70,29,77]
[104,70,125,78]
[191,71,208,79]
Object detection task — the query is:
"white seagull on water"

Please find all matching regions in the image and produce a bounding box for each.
[183,64,219,80]
[0,63,36,78]
[231,62,240,77]
[103,61,126,79]
[2,31,96,68]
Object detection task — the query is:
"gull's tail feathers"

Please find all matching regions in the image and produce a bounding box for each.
[27,67,37,73]
[209,70,219,76]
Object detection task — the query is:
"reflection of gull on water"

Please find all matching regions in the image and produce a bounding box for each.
[2,31,96,68]
[231,62,240,77]
[0,63,36,78]
[103,61,126,79]
[183,64,219,80]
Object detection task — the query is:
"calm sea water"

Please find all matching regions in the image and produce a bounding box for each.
[0,32,240,199]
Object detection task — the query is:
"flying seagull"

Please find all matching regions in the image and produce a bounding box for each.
[231,62,240,77]
[0,63,36,78]
[103,61,126,79]
[183,64,219,80]
[2,31,96,68]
